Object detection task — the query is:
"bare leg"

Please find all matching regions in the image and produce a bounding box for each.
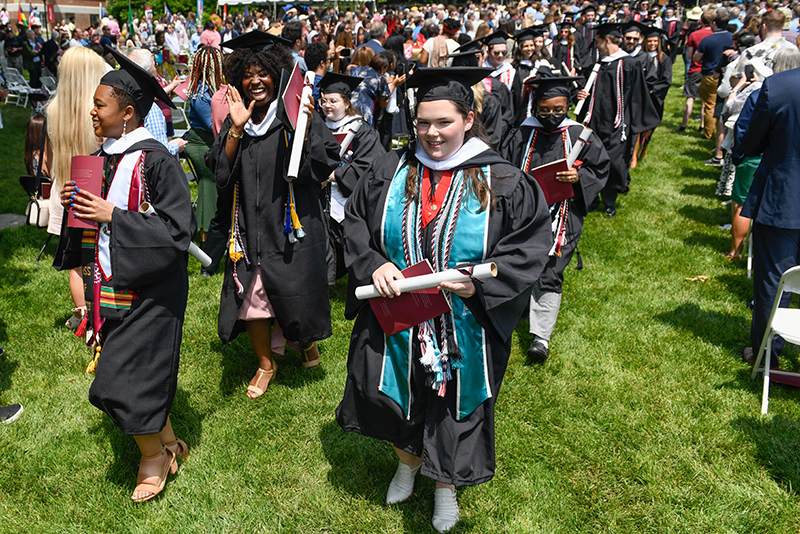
[158,415,176,445]
[393,446,423,467]
[714,119,725,159]
[245,319,275,398]
[69,267,85,308]
[682,98,694,128]
[728,202,751,259]
[132,433,170,501]
[631,134,640,169]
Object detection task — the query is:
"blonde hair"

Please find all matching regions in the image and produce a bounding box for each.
[45,47,106,188]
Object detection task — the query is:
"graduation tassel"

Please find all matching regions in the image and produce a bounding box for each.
[288,183,305,240]
[86,345,101,374]
[74,314,88,339]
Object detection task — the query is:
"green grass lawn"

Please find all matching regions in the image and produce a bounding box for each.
[2,65,800,533]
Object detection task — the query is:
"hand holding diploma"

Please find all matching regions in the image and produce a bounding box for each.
[63,182,114,223]
[358,262,497,300]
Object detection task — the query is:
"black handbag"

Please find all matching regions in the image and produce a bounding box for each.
[21,117,51,228]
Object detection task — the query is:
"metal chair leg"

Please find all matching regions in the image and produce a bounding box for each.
[36,234,52,263]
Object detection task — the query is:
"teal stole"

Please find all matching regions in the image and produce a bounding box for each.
[379,156,492,421]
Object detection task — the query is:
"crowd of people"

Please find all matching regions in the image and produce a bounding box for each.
[6,0,800,531]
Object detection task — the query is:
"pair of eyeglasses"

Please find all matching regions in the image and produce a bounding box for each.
[491,50,506,57]
[537,108,567,115]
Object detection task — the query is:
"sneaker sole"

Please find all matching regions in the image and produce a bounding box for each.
[2,405,23,424]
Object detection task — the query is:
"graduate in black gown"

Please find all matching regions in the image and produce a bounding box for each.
[447,38,514,151]
[501,67,610,362]
[206,31,340,398]
[510,28,553,125]
[56,48,195,502]
[552,21,585,77]
[576,23,660,216]
[620,21,659,170]
[335,67,553,533]
[575,5,600,75]
[637,25,673,162]
[318,71,385,283]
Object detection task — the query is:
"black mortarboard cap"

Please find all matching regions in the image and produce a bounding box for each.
[225,29,291,52]
[447,36,484,65]
[318,72,362,96]
[558,20,576,30]
[664,3,679,10]
[643,24,667,38]
[514,27,544,43]
[595,23,622,38]
[100,46,175,119]
[406,67,493,107]
[480,30,511,47]
[581,4,598,15]
[525,64,583,100]
[620,21,650,35]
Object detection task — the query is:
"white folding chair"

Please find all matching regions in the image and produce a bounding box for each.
[751,265,800,414]
[745,222,754,280]
[40,76,57,93]
[6,70,32,107]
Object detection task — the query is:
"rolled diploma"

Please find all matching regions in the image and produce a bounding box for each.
[573,62,601,118]
[287,70,317,181]
[566,126,593,168]
[140,201,212,267]
[355,262,498,300]
[339,121,363,157]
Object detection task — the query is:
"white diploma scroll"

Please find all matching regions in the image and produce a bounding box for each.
[287,70,317,181]
[355,262,498,300]
[573,62,601,118]
[139,201,212,267]
[566,126,593,168]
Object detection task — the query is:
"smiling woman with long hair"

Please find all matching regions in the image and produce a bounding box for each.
[336,67,553,533]
[206,31,340,399]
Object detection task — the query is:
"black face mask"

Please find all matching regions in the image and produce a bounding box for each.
[536,112,567,132]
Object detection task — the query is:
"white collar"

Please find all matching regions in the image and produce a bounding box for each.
[414,137,491,171]
[521,115,581,129]
[483,60,513,77]
[325,115,362,130]
[629,45,642,57]
[520,59,534,67]
[243,99,278,137]
[601,49,629,63]
[102,126,155,155]
[649,50,658,57]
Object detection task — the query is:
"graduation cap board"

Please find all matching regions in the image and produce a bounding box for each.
[318,72,362,97]
[514,28,544,43]
[595,23,622,38]
[620,21,650,36]
[480,30,511,47]
[406,67,494,107]
[101,45,176,119]
[225,29,291,52]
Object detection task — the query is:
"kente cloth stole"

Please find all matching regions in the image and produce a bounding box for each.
[379,155,492,421]
[522,128,571,257]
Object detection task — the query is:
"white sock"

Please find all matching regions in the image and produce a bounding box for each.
[533,335,549,348]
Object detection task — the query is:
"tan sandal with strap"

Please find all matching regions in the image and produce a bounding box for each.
[301,342,320,369]
[163,438,189,461]
[247,364,276,398]
[131,447,176,503]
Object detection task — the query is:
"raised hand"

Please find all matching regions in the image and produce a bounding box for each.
[226,85,255,134]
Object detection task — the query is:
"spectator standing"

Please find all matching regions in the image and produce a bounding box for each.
[694,10,732,140]
[5,26,23,72]
[282,20,307,71]
[200,19,221,49]
[680,8,712,131]
[21,29,42,88]
[356,21,387,54]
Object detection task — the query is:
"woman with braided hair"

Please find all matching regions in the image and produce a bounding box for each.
[335,67,552,533]
[185,45,224,244]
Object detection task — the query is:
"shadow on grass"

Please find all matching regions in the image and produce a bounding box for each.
[319,420,440,532]
[717,272,754,304]
[731,415,800,495]
[0,337,18,395]
[679,204,727,226]
[90,387,203,493]
[655,302,749,353]
[683,230,728,252]
[680,183,717,198]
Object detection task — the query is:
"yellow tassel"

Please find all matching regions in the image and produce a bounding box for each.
[289,183,303,231]
[86,345,101,374]
[228,182,244,262]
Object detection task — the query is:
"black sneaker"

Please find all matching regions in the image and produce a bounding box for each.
[678,125,686,132]
[527,340,549,363]
[605,206,617,217]
[0,404,23,424]
[704,157,723,167]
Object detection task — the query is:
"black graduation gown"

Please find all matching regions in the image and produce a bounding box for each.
[511,61,534,120]
[651,53,673,119]
[335,147,553,486]
[574,24,598,74]
[629,49,658,92]
[56,138,195,435]
[208,111,340,347]
[480,77,515,152]
[326,117,386,283]
[576,54,661,193]
[502,122,610,290]
[552,41,584,76]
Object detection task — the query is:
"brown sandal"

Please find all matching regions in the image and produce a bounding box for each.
[247,364,276,398]
[301,342,320,369]
[131,447,176,503]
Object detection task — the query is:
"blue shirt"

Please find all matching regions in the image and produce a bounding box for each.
[697,30,733,76]
[190,33,201,54]
[311,73,323,110]
[144,103,179,157]
[188,88,213,132]
[290,48,307,72]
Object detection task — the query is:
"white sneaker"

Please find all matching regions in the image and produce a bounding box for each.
[432,487,460,533]
[386,461,423,504]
